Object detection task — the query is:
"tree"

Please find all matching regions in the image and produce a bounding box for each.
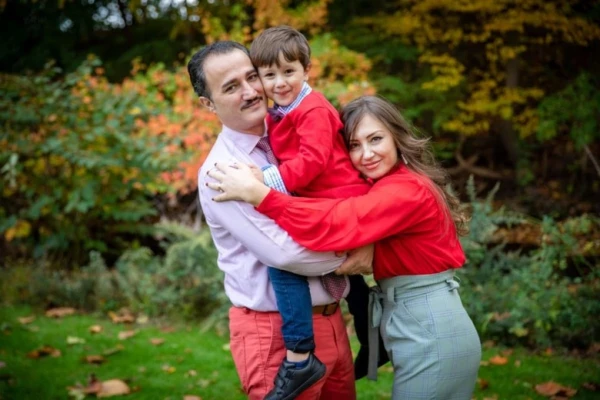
[357,0,600,170]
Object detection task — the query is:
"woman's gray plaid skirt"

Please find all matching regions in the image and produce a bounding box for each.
[368,270,481,399]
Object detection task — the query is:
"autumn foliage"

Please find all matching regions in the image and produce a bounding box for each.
[0,3,374,262]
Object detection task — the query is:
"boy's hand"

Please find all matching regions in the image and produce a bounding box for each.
[334,244,374,276]
[248,164,264,183]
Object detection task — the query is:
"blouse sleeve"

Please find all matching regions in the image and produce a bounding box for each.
[256,174,440,252]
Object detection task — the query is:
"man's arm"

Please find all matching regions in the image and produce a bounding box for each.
[200,174,342,276]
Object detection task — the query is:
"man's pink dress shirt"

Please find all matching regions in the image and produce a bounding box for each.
[198,125,348,311]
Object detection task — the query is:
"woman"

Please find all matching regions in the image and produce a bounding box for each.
[208,95,481,399]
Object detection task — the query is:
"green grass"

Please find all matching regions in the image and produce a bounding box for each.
[0,305,598,399]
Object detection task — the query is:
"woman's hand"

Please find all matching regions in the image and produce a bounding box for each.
[206,162,270,206]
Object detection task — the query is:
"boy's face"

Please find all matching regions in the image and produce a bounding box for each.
[257,53,310,107]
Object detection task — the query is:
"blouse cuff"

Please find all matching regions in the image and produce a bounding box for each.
[256,190,290,220]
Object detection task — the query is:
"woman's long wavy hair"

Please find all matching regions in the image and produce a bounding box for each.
[340,95,469,236]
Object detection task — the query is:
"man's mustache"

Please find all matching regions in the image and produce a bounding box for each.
[241,96,262,110]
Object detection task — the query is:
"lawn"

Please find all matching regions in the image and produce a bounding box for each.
[0,305,598,399]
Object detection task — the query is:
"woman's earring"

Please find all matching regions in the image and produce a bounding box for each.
[401,153,409,165]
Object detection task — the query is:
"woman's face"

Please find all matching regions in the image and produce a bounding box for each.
[347,113,399,180]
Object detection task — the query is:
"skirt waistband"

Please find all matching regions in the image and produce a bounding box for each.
[366,269,461,382]
[379,269,457,294]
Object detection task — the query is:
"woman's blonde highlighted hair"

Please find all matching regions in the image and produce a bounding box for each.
[340,96,469,236]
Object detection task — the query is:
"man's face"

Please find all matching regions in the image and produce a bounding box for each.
[201,49,267,136]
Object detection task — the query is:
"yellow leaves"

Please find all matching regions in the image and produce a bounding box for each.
[4,220,31,241]
[129,107,142,116]
[419,53,465,92]
[498,45,527,62]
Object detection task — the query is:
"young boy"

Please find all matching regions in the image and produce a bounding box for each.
[249,26,377,399]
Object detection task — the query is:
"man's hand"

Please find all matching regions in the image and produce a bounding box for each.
[334,244,374,276]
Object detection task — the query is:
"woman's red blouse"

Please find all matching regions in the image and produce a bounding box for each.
[256,166,466,280]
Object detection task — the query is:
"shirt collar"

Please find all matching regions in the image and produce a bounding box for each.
[220,122,267,154]
[273,82,312,116]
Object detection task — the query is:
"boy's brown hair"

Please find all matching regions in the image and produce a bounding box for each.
[250,25,311,69]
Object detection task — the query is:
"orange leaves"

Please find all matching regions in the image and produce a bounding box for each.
[488,355,509,365]
[535,381,577,397]
[27,345,62,359]
[18,316,35,325]
[83,355,106,365]
[68,375,131,398]
[4,220,31,241]
[108,309,135,324]
[46,307,76,318]
[117,330,137,341]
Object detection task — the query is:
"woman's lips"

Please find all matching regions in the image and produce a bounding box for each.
[362,161,381,170]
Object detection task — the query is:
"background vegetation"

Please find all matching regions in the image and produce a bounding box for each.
[0,0,599,397]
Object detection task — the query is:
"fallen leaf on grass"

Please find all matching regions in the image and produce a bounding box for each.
[27,345,61,359]
[108,309,135,324]
[482,340,496,349]
[197,379,211,388]
[18,316,35,325]
[83,355,106,364]
[102,344,124,356]
[477,378,489,390]
[97,379,131,397]
[118,330,137,340]
[67,336,86,345]
[582,382,598,391]
[89,325,103,334]
[185,370,197,378]
[22,325,40,332]
[184,396,202,400]
[514,359,521,367]
[160,326,176,333]
[480,360,489,366]
[500,348,514,356]
[46,307,76,318]
[68,375,102,398]
[149,338,164,346]
[162,364,176,374]
[136,315,148,324]
[535,381,577,397]
[488,355,508,365]
[0,361,5,369]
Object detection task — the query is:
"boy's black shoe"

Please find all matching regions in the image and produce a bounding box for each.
[264,353,326,400]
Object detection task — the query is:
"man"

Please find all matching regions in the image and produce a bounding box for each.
[187,41,368,399]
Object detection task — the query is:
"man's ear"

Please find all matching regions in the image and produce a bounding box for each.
[199,96,215,113]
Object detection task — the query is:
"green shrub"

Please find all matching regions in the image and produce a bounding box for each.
[0,58,181,264]
[2,223,227,325]
[459,176,600,349]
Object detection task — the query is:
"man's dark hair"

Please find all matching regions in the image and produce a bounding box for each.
[187,41,249,99]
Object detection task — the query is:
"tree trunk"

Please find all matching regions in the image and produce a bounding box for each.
[499,56,520,166]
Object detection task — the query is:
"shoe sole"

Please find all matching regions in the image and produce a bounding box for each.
[280,363,326,400]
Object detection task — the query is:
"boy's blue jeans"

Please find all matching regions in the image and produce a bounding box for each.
[267,266,315,353]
